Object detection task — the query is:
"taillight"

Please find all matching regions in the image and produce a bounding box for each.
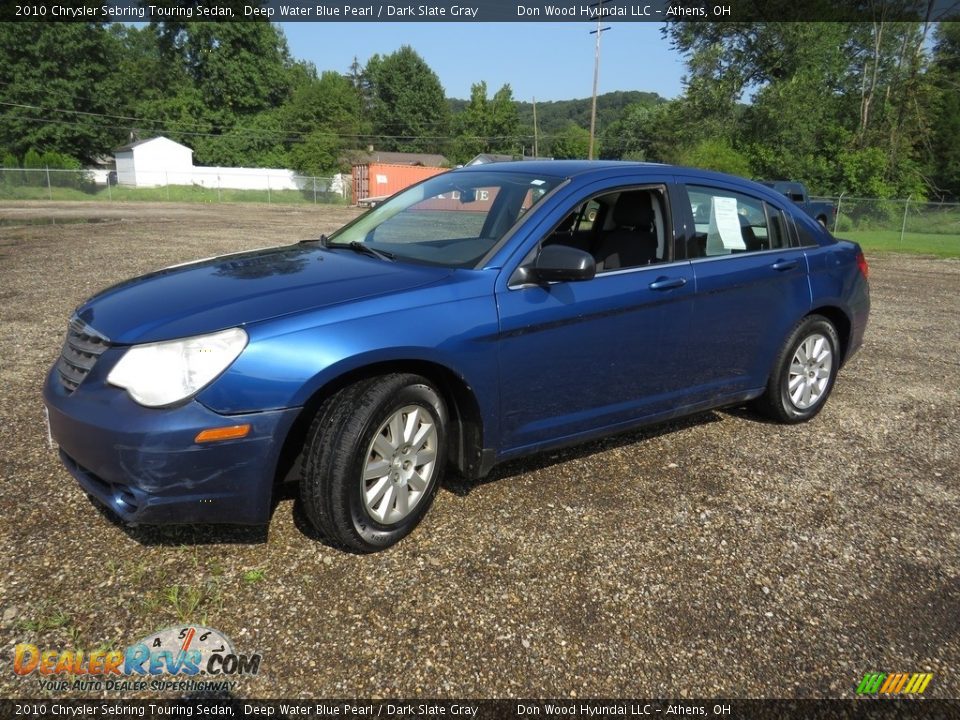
[856,250,869,279]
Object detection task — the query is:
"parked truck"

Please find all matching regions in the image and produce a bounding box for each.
[761,181,836,228]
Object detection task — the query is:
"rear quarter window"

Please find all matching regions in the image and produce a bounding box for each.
[792,215,821,247]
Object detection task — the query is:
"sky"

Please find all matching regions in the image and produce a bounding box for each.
[280,22,687,102]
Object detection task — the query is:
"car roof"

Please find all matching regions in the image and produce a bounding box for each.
[452,159,757,186]
[450,160,804,212]
[453,159,660,178]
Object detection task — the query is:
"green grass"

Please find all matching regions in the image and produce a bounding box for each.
[242,569,265,584]
[17,604,71,633]
[838,230,960,258]
[0,183,347,205]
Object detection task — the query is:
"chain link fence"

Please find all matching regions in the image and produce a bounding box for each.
[814,195,960,255]
[3,167,958,255]
[0,166,350,205]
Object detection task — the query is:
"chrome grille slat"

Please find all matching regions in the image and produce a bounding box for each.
[56,317,110,394]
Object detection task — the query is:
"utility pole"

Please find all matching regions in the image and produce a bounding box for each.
[588,3,610,160]
[532,96,539,158]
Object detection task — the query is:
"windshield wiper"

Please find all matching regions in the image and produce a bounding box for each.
[299,233,329,247]
[343,241,395,261]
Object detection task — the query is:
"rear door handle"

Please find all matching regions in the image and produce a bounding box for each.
[771,259,799,272]
[648,276,687,291]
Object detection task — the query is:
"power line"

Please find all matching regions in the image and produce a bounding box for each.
[0,110,564,144]
[0,101,551,142]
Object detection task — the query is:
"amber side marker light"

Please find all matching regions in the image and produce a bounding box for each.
[195,425,251,443]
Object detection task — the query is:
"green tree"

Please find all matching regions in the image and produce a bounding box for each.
[928,23,960,198]
[451,82,490,162]
[451,82,521,162]
[282,69,365,173]
[23,149,42,169]
[22,148,43,186]
[139,22,300,166]
[0,23,125,163]
[365,46,450,154]
[488,84,521,153]
[664,21,938,196]
[676,138,752,176]
[288,130,340,176]
[158,22,294,117]
[284,70,362,138]
[207,110,289,168]
[550,123,592,159]
[1,152,20,186]
[600,101,671,161]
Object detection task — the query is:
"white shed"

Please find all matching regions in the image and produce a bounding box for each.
[114,136,193,187]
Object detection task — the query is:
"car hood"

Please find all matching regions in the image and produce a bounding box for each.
[74,244,453,344]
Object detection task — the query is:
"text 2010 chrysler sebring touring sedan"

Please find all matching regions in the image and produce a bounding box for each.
[43,162,870,552]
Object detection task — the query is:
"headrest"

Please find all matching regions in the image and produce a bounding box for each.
[613,191,655,228]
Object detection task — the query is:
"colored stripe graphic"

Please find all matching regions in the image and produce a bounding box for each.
[859,672,933,695]
[902,673,933,694]
[857,673,886,694]
[880,673,906,693]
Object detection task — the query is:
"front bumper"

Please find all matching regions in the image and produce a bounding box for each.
[43,367,300,526]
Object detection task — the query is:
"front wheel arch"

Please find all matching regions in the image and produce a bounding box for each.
[271,359,486,497]
[299,373,449,551]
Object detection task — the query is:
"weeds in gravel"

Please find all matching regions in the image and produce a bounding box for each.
[66,624,83,645]
[243,569,265,584]
[130,553,227,625]
[18,603,71,634]
[128,559,151,584]
[157,581,223,624]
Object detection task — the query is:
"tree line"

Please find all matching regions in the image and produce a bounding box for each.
[1,21,957,199]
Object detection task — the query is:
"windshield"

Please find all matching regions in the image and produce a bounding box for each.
[328,170,561,267]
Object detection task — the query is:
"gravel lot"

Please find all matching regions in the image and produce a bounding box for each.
[1,201,957,699]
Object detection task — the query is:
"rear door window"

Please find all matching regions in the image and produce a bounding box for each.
[684,185,790,258]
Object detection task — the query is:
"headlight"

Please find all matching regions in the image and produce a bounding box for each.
[107,328,247,407]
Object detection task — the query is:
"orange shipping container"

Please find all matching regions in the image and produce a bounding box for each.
[352,163,448,204]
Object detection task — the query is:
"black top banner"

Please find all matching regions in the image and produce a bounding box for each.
[3,0,960,22]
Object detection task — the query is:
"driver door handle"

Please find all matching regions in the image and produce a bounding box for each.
[648,276,687,291]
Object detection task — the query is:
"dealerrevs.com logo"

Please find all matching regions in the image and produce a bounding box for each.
[13,626,261,693]
[856,672,934,696]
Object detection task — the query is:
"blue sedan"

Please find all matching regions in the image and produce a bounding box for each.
[43,162,870,552]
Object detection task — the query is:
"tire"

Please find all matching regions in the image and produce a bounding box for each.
[817,216,828,228]
[300,374,448,553]
[754,315,840,424]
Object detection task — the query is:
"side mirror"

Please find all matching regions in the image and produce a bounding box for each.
[530,244,596,282]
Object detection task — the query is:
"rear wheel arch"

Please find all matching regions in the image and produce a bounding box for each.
[754,312,841,423]
[809,305,851,365]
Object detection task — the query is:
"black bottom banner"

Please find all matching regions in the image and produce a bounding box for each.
[2,699,959,720]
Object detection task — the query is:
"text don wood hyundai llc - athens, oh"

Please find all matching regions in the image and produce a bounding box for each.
[44,161,870,552]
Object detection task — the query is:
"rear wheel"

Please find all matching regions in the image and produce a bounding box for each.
[300,374,448,552]
[754,315,840,423]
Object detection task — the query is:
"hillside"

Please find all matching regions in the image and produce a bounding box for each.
[448,90,666,135]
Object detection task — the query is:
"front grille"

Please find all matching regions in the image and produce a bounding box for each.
[56,316,110,393]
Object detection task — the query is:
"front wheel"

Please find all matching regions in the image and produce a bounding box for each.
[754,315,840,424]
[300,374,448,552]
